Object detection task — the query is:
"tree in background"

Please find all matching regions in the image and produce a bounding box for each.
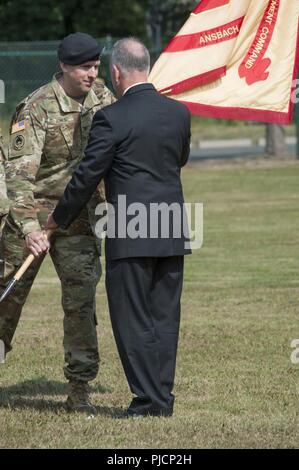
[0,0,147,40]
[0,0,196,42]
[144,0,196,54]
[266,125,287,157]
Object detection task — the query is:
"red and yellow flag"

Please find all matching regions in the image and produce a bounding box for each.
[149,0,299,124]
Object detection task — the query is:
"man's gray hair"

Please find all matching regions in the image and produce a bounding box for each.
[111,38,150,75]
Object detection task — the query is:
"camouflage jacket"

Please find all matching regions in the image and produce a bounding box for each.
[0,132,9,216]
[5,73,115,238]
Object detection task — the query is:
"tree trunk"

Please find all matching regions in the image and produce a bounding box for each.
[145,6,162,60]
[63,14,75,36]
[294,107,299,159]
[265,124,287,157]
[62,0,81,36]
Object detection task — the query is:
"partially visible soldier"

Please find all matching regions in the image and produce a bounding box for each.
[0,131,10,275]
[0,131,9,213]
[0,33,115,414]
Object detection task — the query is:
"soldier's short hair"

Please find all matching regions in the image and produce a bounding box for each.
[111,38,150,76]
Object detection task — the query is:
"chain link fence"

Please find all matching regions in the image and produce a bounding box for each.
[0,38,161,125]
[1,41,60,119]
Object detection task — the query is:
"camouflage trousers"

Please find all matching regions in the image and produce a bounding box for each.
[0,231,101,382]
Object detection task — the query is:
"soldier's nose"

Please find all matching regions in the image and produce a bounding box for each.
[89,67,98,79]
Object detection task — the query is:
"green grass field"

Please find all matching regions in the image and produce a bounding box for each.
[0,158,299,449]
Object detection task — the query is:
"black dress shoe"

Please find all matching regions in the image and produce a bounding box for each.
[129,397,152,409]
[127,397,173,417]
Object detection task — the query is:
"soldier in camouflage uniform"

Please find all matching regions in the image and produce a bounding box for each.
[0,33,115,414]
[0,132,10,276]
[0,131,9,215]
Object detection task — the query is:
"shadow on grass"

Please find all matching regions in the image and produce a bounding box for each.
[0,377,122,416]
[0,398,124,417]
[0,377,109,395]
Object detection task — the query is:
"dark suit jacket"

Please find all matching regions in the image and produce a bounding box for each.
[53,83,191,260]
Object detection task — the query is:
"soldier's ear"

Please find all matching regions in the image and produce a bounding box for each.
[111,65,121,85]
[60,62,68,73]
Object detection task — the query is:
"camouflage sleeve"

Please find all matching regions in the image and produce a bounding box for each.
[5,106,46,236]
[95,78,116,106]
[0,133,10,215]
[100,83,117,106]
[108,88,117,105]
[0,133,5,159]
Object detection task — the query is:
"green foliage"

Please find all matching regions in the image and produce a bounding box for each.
[144,0,196,49]
[0,0,148,40]
[0,0,197,41]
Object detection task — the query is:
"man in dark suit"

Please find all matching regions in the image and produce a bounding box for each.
[45,37,191,417]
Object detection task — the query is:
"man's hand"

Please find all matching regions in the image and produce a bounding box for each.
[45,212,59,231]
[25,231,50,257]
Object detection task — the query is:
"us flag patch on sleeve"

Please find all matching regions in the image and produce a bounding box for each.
[11,120,26,134]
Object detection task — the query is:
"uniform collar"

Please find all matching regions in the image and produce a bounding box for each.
[51,72,103,113]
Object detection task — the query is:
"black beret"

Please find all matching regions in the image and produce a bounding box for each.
[58,32,102,65]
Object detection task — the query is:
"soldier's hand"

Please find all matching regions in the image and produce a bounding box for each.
[25,231,50,257]
[45,213,59,231]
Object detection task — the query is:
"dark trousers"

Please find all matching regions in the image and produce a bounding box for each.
[106,256,184,413]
